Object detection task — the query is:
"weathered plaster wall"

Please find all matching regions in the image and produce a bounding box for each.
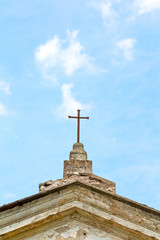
[26,220,121,240]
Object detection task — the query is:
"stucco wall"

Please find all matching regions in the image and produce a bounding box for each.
[26,220,120,240]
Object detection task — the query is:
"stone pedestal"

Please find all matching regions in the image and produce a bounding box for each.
[39,142,116,194]
[64,159,92,177]
[64,143,92,177]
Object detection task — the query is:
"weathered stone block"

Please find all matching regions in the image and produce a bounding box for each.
[64,159,92,177]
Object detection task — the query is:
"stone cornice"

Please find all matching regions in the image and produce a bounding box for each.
[0,181,159,216]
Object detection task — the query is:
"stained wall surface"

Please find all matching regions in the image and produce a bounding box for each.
[8,219,123,240]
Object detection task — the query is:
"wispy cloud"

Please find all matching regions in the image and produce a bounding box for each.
[3,192,16,199]
[57,83,90,118]
[0,80,11,95]
[115,38,136,61]
[0,127,8,131]
[35,30,94,84]
[0,103,9,115]
[112,164,160,183]
[134,0,160,14]
[92,0,117,20]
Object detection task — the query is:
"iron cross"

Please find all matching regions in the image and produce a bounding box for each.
[68,109,89,143]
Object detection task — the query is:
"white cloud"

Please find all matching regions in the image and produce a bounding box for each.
[35,30,94,83]
[0,127,8,131]
[57,83,90,118]
[0,80,11,95]
[0,81,12,115]
[4,193,16,198]
[116,38,136,61]
[3,192,16,199]
[134,0,160,14]
[0,103,8,115]
[92,0,117,20]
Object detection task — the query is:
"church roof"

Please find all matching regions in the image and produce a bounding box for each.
[0,179,160,216]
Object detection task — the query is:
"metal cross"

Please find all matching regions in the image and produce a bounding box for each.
[68,109,89,143]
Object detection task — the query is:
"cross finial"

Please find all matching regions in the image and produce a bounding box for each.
[68,109,89,143]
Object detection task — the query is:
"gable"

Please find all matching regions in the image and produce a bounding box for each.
[0,182,160,240]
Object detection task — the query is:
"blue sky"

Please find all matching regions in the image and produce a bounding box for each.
[0,0,160,210]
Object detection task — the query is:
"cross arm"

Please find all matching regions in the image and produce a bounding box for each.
[68,116,78,118]
[79,117,89,119]
[68,116,89,119]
